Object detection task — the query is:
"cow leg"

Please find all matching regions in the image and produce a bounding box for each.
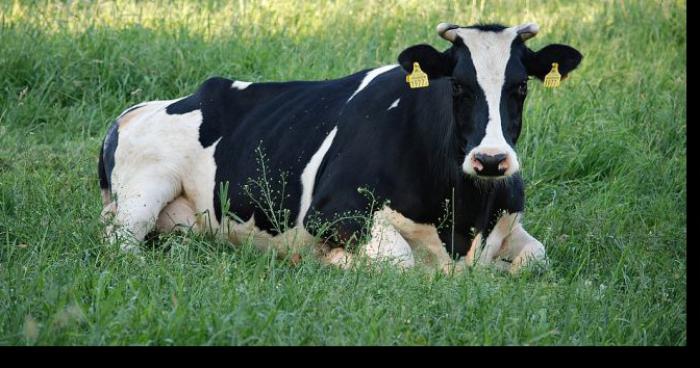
[380,207,455,273]
[476,212,520,265]
[107,175,179,253]
[358,208,415,268]
[470,212,547,273]
[454,232,482,272]
[100,200,118,242]
[496,222,547,274]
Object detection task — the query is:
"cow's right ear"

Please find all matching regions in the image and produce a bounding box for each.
[398,44,453,79]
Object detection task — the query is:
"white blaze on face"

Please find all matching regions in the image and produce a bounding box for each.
[455,27,521,177]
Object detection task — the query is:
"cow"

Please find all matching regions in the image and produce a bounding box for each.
[98,22,582,274]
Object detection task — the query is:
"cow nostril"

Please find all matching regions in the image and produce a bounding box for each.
[474,153,506,164]
[473,153,508,176]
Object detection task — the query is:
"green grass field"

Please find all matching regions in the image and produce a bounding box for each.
[0,0,686,345]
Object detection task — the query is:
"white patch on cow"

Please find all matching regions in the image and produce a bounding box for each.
[232,80,252,90]
[115,98,184,132]
[387,98,400,111]
[296,127,338,227]
[182,136,221,231]
[455,27,521,176]
[346,64,399,103]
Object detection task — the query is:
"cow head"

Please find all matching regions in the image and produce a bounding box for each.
[398,23,582,179]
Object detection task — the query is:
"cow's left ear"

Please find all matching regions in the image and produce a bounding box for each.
[398,44,453,79]
[525,44,583,81]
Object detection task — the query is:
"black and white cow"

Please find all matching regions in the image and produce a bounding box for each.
[98,22,582,273]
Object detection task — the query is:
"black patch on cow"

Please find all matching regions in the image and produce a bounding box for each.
[166,93,200,115]
[100,121,119,191]
[99,104,147,191]
[98,138,108,190]
[498,37,530,147]
[166,77,234,148]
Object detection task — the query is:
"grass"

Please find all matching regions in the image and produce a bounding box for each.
[0,0,686,345]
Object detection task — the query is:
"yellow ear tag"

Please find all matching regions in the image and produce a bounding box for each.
[406,62,429,89]
[543,62,561,88]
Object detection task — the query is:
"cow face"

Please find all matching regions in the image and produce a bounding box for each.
[398,23,582,179]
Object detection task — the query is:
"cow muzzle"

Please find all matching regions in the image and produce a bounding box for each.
[463,147,519,178]
[473,153,508,176]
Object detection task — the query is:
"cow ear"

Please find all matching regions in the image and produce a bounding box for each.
[525,44,583,81]
[398,44,453,79]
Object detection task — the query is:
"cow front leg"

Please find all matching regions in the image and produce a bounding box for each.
[376,207,455,273]
[497,222,547,274]
[469,212,547,273]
